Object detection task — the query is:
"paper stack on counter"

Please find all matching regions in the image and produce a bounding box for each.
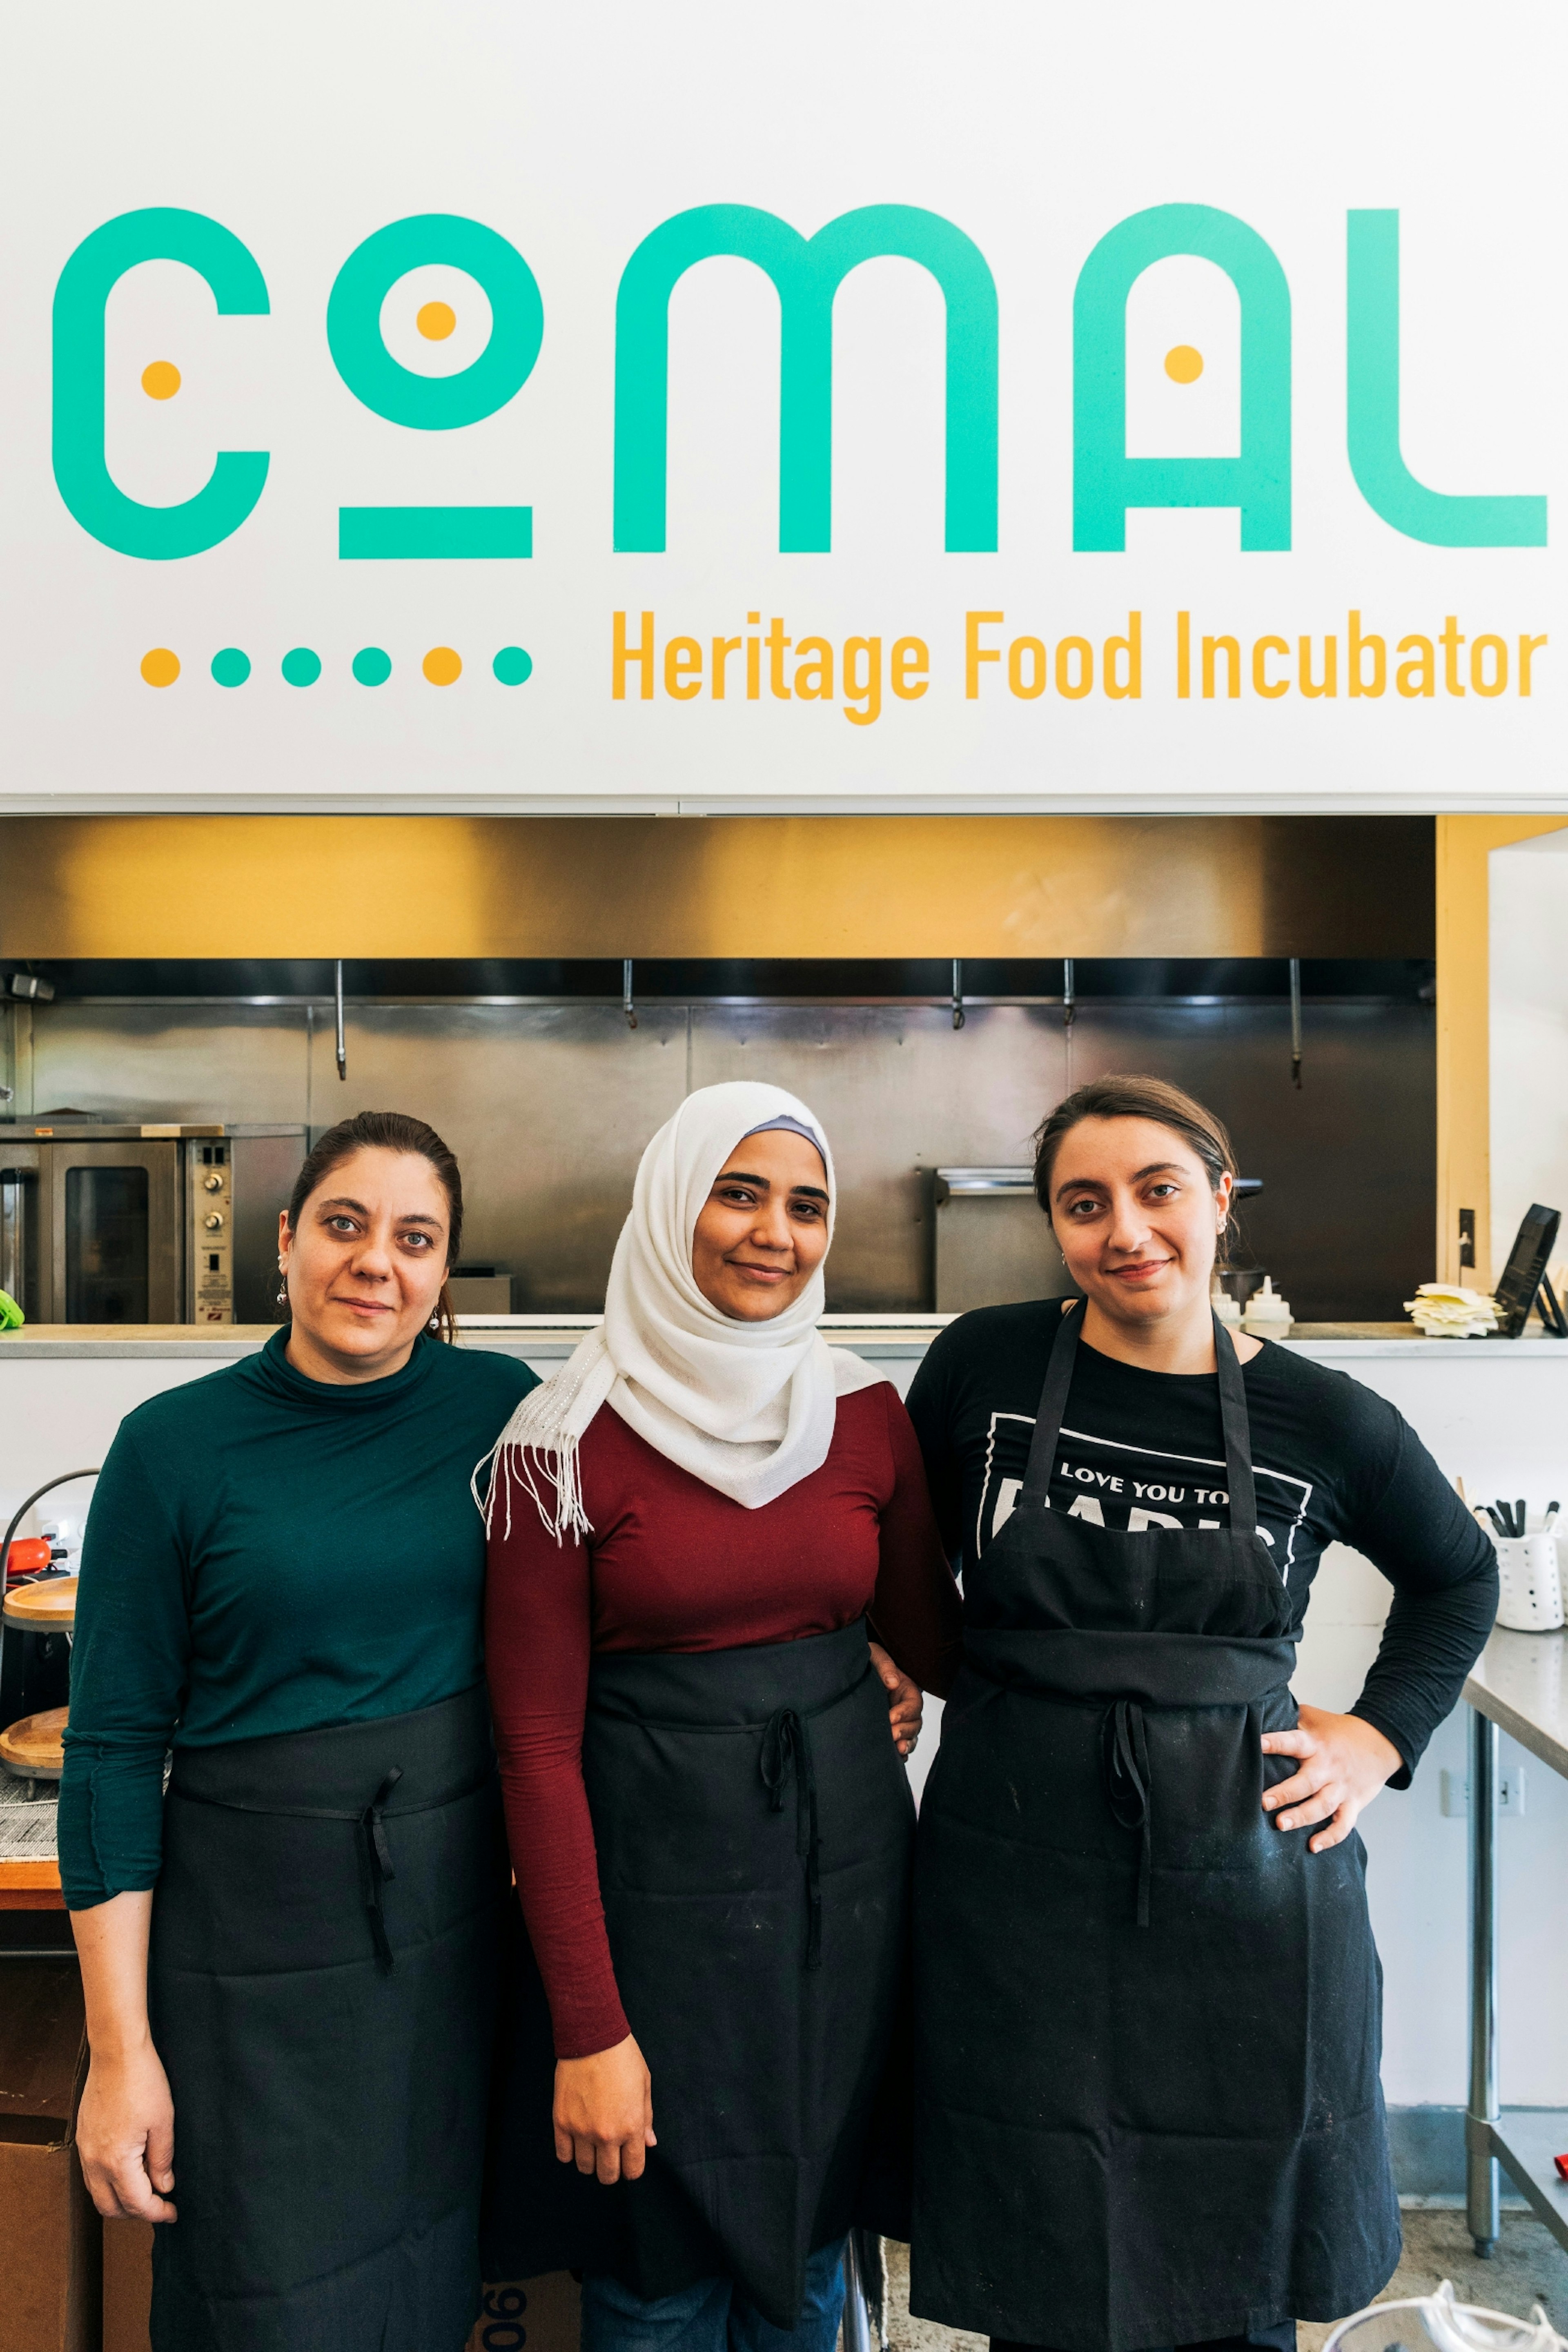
[1403,1283,1499,1338]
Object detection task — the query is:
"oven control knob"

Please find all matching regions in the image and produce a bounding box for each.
[203,1212,225,1231]
[203,1173,224,1192]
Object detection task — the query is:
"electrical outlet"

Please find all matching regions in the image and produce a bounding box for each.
[1439,1768,1527,1819]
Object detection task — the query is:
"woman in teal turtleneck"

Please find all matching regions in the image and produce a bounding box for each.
[61,1110,537,2352]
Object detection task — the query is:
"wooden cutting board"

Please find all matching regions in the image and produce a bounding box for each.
[2,1576,77,1629]
[0,1707,67,1778]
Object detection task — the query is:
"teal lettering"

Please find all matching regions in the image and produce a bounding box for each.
[327,214,542,560]
[338,506,532,559]
[52,207,270,559]
[326,213,543,431]
[1074,203,1291,551]
[613,203,998,552]
[1346,210,1546,548]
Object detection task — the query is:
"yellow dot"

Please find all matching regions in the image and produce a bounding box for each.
[141,361,181,400]
[140,648,180,687]
[417,302,457,342]
[1164,345,1204,384]
[423,646,462,686]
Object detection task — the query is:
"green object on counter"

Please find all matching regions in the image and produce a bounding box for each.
[0,1289,23,1330]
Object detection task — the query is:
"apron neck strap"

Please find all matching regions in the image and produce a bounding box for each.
[1213,1310,1258,1535]
[1020,1298,1086,1501]
[1020,1298,1259,1536]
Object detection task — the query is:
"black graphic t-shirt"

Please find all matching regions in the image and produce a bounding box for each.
[904,1300,1498,1781]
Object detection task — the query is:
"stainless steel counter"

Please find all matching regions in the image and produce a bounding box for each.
[1466,1629,1568,1779]
[1463,1629,1568,2254]
[0,1314,954,1364]
[0,1325,274,1359]
[5,1319,1568,1363]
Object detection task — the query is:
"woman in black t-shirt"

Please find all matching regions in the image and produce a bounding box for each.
[904,1074,1496,2352]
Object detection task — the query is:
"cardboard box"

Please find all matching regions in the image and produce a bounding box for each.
[0,1960,100,2352]
[468,2273,581,2352]
[100,2218,153,2352]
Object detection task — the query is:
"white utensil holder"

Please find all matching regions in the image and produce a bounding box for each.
[1494,1533,1566,1633]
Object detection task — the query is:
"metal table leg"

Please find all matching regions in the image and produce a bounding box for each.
[1466,1705,1501,2258]
[842,2228,886,2352]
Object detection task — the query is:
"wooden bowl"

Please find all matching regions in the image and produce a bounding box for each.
[2,1575,77,1631]
[0,1706,67,1781]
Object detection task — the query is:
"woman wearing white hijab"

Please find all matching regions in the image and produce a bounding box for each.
[481,1082,960,2352]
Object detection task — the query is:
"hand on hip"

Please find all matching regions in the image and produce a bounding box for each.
[1261,1705,1403,1852]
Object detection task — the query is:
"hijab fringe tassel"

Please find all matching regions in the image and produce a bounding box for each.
[470,1435,590,1548]
[470,1348,608,1545]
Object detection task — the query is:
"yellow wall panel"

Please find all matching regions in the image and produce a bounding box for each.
[0,813,1432,962]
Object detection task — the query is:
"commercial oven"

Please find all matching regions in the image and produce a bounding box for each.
[0,1123,305,1325]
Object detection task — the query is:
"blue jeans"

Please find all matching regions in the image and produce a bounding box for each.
[581,2238,847,2352]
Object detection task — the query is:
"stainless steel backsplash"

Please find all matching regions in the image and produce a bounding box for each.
[0,993,1434,1321]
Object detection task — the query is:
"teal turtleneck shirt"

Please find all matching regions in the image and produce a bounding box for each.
[59,1327,537,1910]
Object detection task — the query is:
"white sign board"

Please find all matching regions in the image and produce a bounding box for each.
[1,2,1561,812]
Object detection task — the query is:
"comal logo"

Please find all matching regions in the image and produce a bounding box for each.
[51,200,1547,564]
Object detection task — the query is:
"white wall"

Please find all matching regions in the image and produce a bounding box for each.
[1491,828,1568,1280]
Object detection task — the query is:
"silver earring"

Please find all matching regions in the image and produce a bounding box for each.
[428,1311,441,1330]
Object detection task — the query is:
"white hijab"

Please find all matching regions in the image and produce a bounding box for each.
[481,1081,883,1542]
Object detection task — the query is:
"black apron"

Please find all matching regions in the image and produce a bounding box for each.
[910,1305,1400,2352]
[149,1683,508,2352]
[483,1621,913,2330]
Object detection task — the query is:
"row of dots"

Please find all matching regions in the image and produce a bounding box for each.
[140,646,534,689]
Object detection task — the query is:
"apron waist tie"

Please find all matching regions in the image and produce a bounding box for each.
[760,1707,823,1971]
[1101,1699,1152,1929]
[170,1751,494,1971]
[359,1768,404,1973]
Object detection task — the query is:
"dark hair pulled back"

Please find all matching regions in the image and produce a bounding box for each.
[1032,1075,1238,1261]
[284,1110,465,1341]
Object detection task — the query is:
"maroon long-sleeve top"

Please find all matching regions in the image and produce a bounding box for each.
[485,1380,962,2060]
